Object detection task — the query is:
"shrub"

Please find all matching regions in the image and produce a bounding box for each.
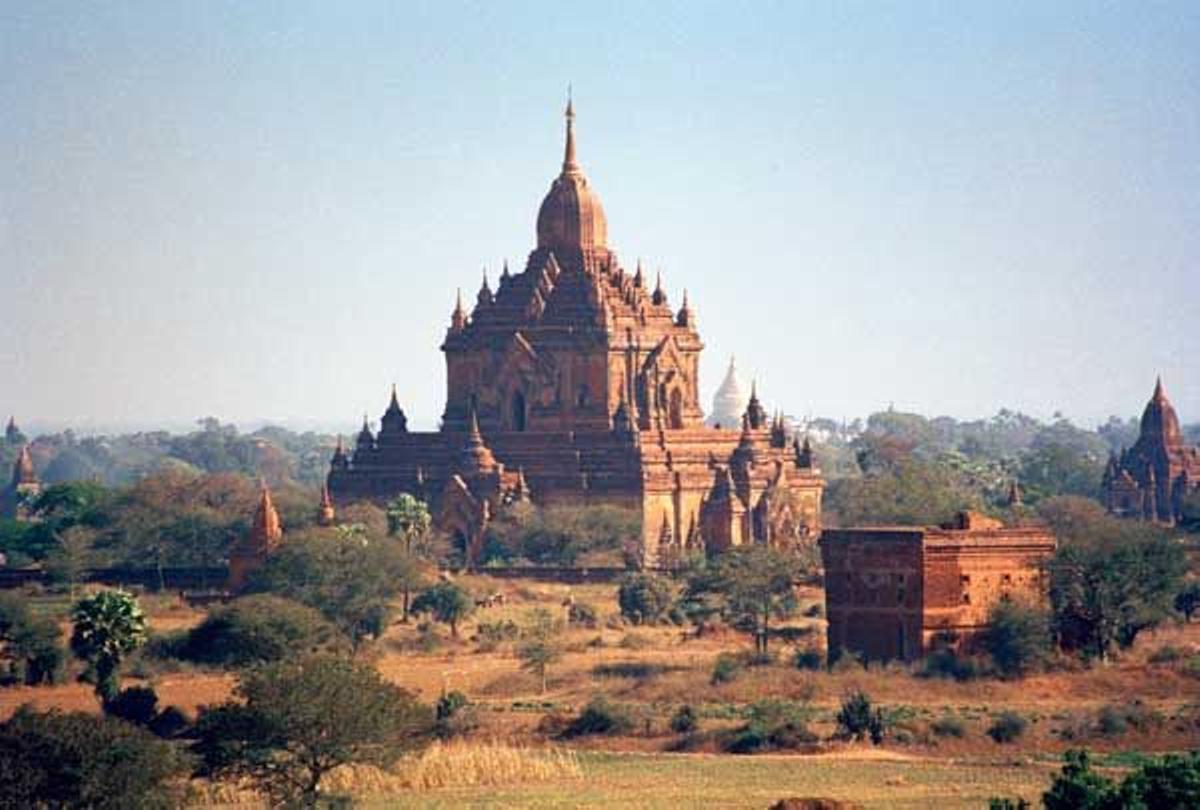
[0,706,186,807]
[1042,749,1200,810]
[793,647,824,671]
[984,601,1052,679]
[828,647,864,672]
[592,661,678,680]
[931,714,967,738]
[724,700,817,754]
[1095,702,1162,737]
[434,691,478,739]
[617,573,675,625]
[711,653,743,685]
[561,697,634,738]
[836,690,885,743]
[104,685,159,726]
[1148,645,1185,664]
[670,705,699,735]
[1175,581,1200,621]
[987,711,1027,743]
[181,594,339,668]
[918,649,983,681]
[567,602,598,628]
[0,591,64,686]
[475,619,520,650]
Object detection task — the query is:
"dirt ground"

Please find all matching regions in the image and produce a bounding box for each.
[5,574,1200,805]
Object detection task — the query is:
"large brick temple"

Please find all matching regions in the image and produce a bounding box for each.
[328,101,824,567]
[1101,377,1200,524]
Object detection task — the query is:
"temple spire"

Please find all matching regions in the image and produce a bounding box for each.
[562,92,580,175]
[450,288,467,331]
[1154,375,1165,400]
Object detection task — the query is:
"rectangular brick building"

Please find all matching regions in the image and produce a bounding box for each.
[819,512,1055,662]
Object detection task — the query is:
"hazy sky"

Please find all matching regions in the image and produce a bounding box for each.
[2,2,1198,434]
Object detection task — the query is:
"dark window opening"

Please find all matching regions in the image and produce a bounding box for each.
[511,391,527,432]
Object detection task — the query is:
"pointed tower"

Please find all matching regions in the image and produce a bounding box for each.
[535,95,608,261]
[745,381,767,430]
[355,415,375,454]
[228,482,284,592]
[317,483,336,526]
[476,268,494,308]
[458,406,499,475]
[708,356,748,428]
[330,435,349,471]
[4,417,22,445]
[676,288,695,328]
[449,289,468,333]
[651,272,667,306]
[380,385,409,438]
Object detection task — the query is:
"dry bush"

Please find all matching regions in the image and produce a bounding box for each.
[403,739,581,790]
[318,740,582,795]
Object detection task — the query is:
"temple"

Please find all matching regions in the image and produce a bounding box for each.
[0,442,41,521]
[228,482,283,591]
[1102,377,1200,524]
[328,100,824,566]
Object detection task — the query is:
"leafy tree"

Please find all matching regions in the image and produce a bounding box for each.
[617,572,675,625]
[984,600,1053,678]
[192,656,430,807]
[0,592,63,685]
[1042,749,1126,810]
[70,589,147,703]
[0,706,186,809]
[487,504,640,566]
[825,457,983,527]
[1018,441,1106,503]
[385,493,432,621]
[1047,522,1186,660]
[247,527,418,649]
[685,546,801,653]
[181,594,341,667]
[411,581,475,638]
[44,524,96,598]
[517,608,564,694]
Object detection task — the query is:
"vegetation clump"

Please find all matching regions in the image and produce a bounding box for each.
[617,572,675,625]
[193,655,431,807]
[560,697,635,738]
[724,699,818,754]
[0,706,186,808]
[0,591,63,685]
[179,594,340,667]
[986,711,1027,744]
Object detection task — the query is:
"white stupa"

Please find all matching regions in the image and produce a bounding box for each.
[708,356,749,429]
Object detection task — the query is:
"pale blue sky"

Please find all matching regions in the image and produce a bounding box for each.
[2,1,1198,433]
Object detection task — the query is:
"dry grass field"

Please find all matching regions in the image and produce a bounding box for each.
[5,575,1200,807]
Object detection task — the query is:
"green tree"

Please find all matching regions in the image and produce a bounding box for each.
[70,589,147,703]
[685,546,801,654]
[385,493,432,622]
[517,608,564,694]
[984,600,1053,678]
[44,524,96,599]
[248,527,419,649]
[1048,529,1186,660]
[0,592,63,685]
[411,581,475,638]
[616,572,675,625]
[181,594,341,667]
[192,656,430,807]
[0,706,185,809]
